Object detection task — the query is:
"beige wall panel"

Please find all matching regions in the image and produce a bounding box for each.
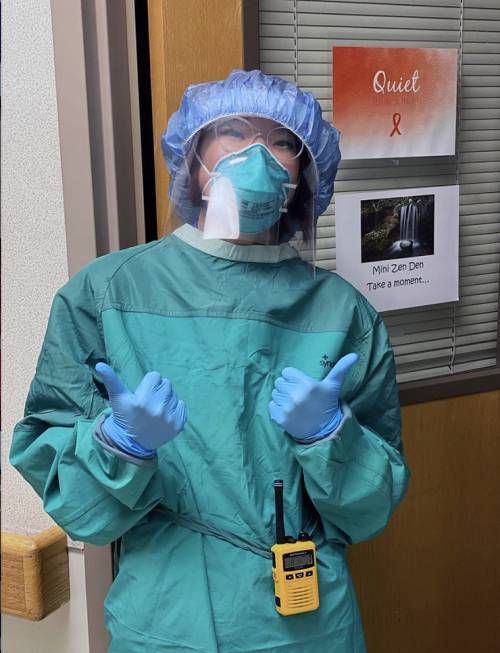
[349,390,500,653]
[148,0,245,237]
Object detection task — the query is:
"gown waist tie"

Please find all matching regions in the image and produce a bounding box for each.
[152,506,325,560]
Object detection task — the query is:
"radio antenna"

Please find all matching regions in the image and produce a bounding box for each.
[274,480,286,544]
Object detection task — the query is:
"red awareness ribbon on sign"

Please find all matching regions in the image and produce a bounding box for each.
[390,113,402,136]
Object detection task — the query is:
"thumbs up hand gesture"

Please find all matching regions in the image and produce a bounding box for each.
[268,353,358,442]
[96,363,187,454]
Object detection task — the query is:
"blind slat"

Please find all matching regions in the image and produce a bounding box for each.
[297,0,460,7]
[260,12,296,25]
[451,358,497,374]
[462,41,500,54]
[300,27,462,41]
[456,331,498,346]
[466,0,500,10]
[260,0,293,10]
[298,1,459,17]
[461,223,500,236]
[460,191,500,204]
[300,14,460,30]
[260,24,295,38]
[461,262,500,276]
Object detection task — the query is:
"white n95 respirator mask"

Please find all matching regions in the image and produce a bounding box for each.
[198,144,297,239]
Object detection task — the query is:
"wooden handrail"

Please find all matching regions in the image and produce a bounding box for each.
[1,525,70,620]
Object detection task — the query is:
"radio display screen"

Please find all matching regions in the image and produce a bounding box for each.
[283,551,314,571]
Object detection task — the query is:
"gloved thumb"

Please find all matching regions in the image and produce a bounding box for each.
[95,363,130,399]
[324,353,359,387]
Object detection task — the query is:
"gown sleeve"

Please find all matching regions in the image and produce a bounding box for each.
[290,313,410,545]
[9,267,165,546]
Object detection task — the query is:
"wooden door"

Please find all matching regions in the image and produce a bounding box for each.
[349,389,500,653]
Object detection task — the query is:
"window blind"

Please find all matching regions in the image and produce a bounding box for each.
[260,0,500,384]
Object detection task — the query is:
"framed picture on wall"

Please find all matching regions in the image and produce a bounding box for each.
[335,185,459,311]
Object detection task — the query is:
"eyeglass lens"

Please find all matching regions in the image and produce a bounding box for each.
[214,117,304,162]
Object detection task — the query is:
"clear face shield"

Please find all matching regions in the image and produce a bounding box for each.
[167,115,318,268]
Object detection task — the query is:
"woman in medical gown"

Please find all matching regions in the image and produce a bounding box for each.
[11,69,410,653]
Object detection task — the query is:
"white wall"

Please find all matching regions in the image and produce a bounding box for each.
[1,1,92,651]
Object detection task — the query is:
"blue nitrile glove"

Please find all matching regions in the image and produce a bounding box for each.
[95,363,187,457]
[268,353,359,442]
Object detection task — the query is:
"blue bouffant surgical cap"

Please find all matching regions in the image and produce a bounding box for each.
[161,69,341,224]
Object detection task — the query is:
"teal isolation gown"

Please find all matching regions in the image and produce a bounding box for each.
[11,224,410,652]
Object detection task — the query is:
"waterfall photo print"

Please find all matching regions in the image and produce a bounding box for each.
[361,194,435,263]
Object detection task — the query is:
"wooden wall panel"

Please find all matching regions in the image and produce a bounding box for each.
[349,390,500,653]
[148,0,247,237]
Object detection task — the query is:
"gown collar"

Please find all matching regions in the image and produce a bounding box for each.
[172,224,300,264]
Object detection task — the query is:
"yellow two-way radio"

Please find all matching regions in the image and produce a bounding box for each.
[271,480,319,616]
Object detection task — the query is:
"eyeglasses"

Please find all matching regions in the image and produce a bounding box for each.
[207,116,304,164]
